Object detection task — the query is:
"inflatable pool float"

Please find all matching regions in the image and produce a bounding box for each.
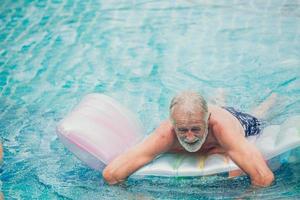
[57,93,300,177]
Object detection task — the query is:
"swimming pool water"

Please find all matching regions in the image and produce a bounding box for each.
[1,0,300,199]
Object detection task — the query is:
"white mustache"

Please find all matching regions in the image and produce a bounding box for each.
[183,138,200,144]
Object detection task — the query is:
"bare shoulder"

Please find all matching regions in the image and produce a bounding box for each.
[208,104,243,137]
[153,120,176,141]
[141,120,176,150]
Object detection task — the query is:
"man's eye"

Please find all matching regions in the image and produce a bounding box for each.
[191,127,201,132]
[178,128,188,132]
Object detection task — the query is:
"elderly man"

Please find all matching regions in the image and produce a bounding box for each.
[103,91,276,187]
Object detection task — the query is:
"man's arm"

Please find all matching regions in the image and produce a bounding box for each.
[102,121,175,185]
[213,124,274,187]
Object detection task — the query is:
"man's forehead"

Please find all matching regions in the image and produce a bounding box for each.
[172,107,205,118]
[172,112,207,124]
[174,118,206,125]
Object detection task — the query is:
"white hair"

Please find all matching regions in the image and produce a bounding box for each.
[169,91,208,122]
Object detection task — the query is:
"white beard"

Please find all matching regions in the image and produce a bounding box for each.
[177,129,208,153]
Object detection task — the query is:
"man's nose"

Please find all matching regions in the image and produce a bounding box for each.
[186,130,196,141]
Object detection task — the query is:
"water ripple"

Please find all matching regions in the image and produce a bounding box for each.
[0,0,300,199]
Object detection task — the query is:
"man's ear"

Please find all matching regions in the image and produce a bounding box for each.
[169,117,176,125]
[208,113,211,121]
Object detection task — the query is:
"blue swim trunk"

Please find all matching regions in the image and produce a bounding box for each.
[223,107,262,137]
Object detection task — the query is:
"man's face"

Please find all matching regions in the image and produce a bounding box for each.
[172,109,208,152]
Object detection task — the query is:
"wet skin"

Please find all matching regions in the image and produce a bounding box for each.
[103,104,274,187]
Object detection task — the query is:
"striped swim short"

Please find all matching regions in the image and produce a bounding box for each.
[223,107,263,137]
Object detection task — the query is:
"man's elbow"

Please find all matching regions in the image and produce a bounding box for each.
[102,167,119,185]
[252,172,274,187]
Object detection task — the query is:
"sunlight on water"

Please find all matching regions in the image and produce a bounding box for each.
[0,0,300,199]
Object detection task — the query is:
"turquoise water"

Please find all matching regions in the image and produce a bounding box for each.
[1,0,300,199]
